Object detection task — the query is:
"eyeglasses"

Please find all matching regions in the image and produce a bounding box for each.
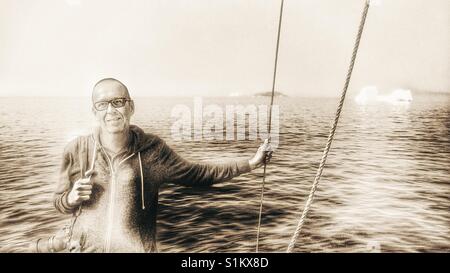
[93,98,131,111]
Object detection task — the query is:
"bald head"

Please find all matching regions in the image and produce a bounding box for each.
[91,78,135,133]
[92,78,130,103]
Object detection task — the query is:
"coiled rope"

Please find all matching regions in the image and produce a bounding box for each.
[286,0,371,253]
[256,0,284,253]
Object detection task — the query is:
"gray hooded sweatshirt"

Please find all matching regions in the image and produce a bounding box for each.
[54,125,251,252]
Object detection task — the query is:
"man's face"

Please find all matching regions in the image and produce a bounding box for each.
[92,81,134,134]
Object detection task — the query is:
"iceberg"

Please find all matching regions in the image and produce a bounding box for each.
[355,86,413,105]
[386,89,413,102]
[355,86,379,104]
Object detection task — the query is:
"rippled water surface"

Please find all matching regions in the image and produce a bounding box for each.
[0,94,449,252]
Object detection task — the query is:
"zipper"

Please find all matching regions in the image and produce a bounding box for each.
[102,148,136,253]
[102,147,115,253]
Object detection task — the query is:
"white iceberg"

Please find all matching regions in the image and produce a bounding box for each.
[385,89,413,102]
[355,86,379,104]
[355,86,413,105]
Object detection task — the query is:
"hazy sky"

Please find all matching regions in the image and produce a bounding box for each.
[0,0,448,97]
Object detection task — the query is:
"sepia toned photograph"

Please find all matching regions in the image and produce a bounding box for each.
[0,0,448,256]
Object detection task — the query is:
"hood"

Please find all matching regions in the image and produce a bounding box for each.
[129,125,162,153]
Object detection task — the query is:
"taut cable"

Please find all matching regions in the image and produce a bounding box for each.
[256,0,285,253]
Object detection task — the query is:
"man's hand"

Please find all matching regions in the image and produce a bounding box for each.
[249,139,273,170]
[67,169,94,207]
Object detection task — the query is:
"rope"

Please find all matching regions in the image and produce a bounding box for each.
[256,0,285,253]
[286,0,371,253]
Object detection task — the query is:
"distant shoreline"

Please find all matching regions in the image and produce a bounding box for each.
[253,91,288,97]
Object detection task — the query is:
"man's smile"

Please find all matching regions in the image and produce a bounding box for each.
[105,117,124,130]
[106,116,122,123]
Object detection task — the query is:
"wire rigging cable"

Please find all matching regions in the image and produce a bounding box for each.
[255,0,285,253]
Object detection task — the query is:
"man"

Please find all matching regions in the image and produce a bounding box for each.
[52,78,272,253]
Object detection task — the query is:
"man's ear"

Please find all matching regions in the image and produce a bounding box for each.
[129,100,135,115]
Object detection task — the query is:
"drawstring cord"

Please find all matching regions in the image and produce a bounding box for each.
[87,137,97,177]
[138,152,145,210]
